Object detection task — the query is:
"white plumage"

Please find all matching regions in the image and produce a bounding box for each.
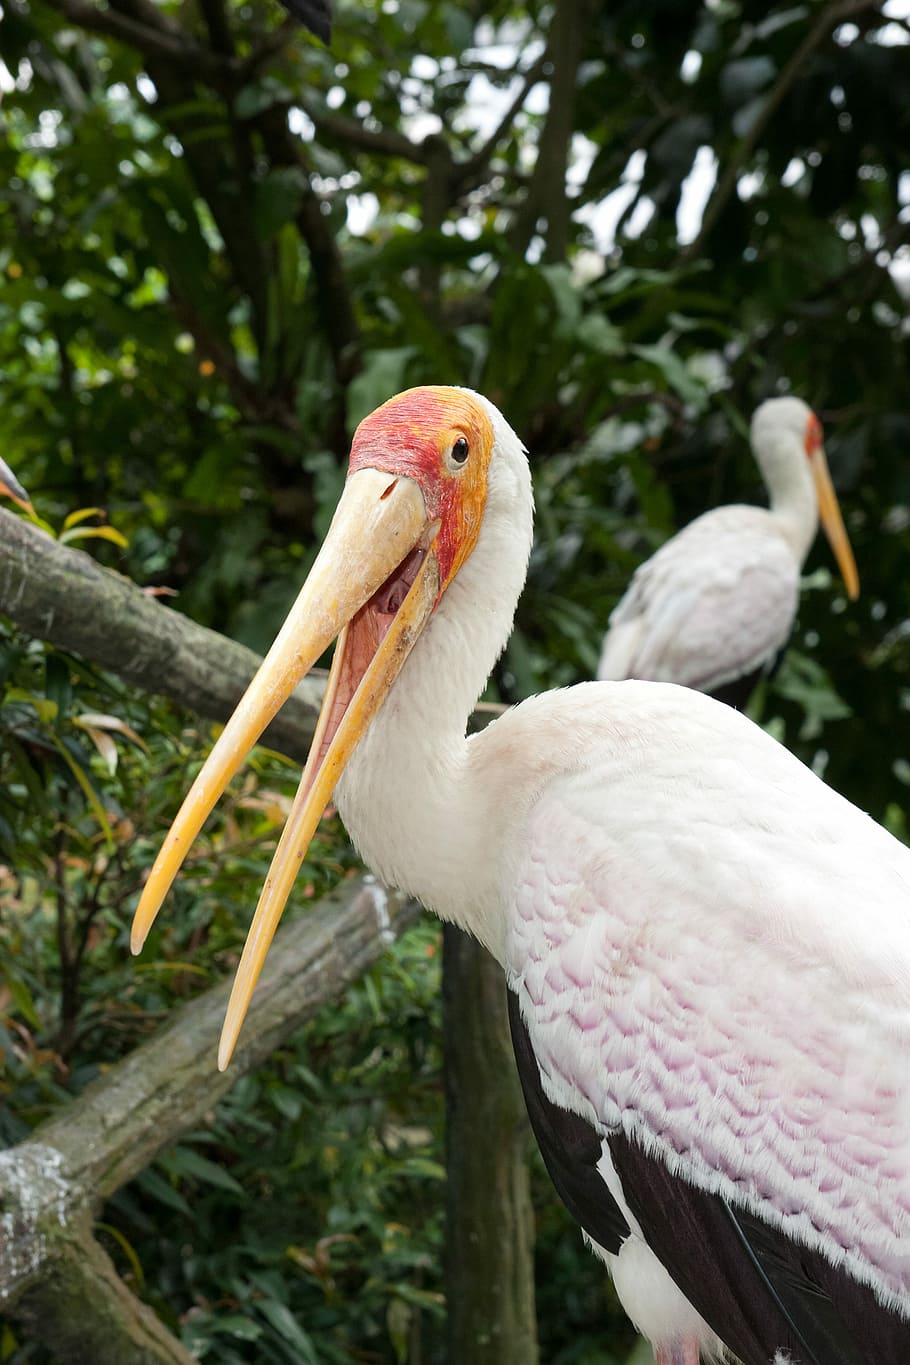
[134,387,907,1365]
[598,397,859,699]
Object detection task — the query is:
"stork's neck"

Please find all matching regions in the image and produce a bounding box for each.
[335,438,534,965]
[756,432,818,565]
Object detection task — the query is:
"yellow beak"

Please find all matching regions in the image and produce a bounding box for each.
[810,447,859,601]
[0,457,34,516]
[131,468,440,1068]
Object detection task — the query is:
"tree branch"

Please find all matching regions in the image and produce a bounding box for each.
[40,0,230,84]
[240,15,298,81]
[509,0,594,261]
[298,99,429,163]
[197,0,235,57]
[0,511,506,750]
[460,54,548,183]
[0,511,323,764]
[684,0,883,260]
[0,875,421,1362]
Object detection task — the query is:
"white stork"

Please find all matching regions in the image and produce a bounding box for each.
[133,387,910,1365]
[597,397,859,706]
[0,457,33,515]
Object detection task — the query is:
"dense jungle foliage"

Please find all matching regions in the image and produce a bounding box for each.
[1,0,908,1359]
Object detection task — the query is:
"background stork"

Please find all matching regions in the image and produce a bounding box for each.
[597,397,859,707]
[133,387,910,1365]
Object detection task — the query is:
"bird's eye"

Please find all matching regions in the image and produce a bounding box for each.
[450,436,469,466]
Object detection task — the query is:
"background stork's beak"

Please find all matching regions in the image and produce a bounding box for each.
[810,447,859,601]
[131,469,435,982]
[0,457,34,515]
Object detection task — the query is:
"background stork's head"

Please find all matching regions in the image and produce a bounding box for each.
[750,395,859,599]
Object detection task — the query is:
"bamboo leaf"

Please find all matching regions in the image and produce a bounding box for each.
[50,734,114,846]
[62,506,106,530]
[59,525,129,549]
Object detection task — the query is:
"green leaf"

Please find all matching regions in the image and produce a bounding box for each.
[234,78,290,121]
[255,1299,318,1362]
[214,1316,263,1342]
[254,167,309,241]
[630,342,707,405]
[51,734,114,845]
[136,1169,192,1217]
[4,972,41,1029]
[2,690,58,724]
[160,1146,246,1195]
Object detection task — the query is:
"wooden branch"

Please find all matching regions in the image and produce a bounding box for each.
[684,0,882,260]
[40,0,229,84]
[0,511,507,747]
[0,875,421,1361]
[197,0,235,57]
[509,0,593,261]
[299,100,429,163]
[240,15,298,80]
[460,54,548,183]
[0,511,323,764]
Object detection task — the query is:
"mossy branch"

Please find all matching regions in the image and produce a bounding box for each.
[0,510,322,763]
[0,876,420,1362]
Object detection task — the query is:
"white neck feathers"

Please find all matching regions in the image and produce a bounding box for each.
[750,399,818,565]
[335,398,534,954]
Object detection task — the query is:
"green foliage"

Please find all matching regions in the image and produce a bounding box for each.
[1,0,909,1358]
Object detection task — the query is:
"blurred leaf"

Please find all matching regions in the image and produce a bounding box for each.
[160,1145,246,1195]
[60,524,129,548]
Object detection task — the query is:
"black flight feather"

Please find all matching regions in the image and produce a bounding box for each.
[506,989,909,1363]
[611,1132,908,1365]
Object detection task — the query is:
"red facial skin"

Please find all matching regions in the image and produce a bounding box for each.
[348,386,494,591]
[804,412,824,457]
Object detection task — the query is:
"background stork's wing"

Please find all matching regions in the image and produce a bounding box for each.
[278,0,331,42]
[598,508,798,692]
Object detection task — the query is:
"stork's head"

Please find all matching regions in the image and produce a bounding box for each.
[751,396,859,600]
[130,386,528,1067]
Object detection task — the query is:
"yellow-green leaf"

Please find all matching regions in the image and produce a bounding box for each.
[95,1223,145,1289]
[60,525,129,549]
[62,506,106,530]
[3,690,59,723]
[51,735,113,846]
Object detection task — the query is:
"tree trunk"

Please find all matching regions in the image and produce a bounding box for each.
[442,925,538,1364]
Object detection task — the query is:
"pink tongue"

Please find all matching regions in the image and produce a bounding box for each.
[372,547,426,615]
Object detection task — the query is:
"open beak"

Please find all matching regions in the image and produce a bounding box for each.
[131,467,441,1067]
[0,458,34,516]
[810,447,859,601]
